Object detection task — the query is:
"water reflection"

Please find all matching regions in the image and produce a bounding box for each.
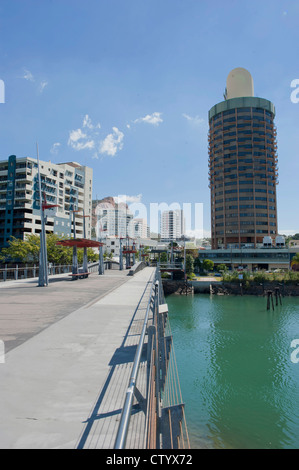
[166,294,299,449]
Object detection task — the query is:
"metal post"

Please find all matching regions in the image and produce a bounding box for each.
[37,143,48,287]
[119,237,123,270]
[72,210,78,275]
[98,240,105,275]
[82,210,88,274]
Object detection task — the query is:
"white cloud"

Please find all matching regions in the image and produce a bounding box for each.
[23,69,34,82]
[23,69,48,94]
[68,114,108,155]
[279,230,297,236]
[133,112,163,126]
[83,114,101,130]
[183,113,205,125]
[50,142,61,154]
[185,228,211,239]
[99,127,124,157]
[39,80,48,93]
[68,128,95,151]
[115,194,142,204]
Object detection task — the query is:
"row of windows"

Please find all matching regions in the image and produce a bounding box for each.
[213,114,273,124]
[215,204,275,211]
[222,188,276,195]
[214,221,276,228]
[219,108,273,117]
[215,196,275,204]
[215,212,275,219]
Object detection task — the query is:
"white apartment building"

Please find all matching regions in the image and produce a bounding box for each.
[0,155,93,248]
[95,202,134,238]
[161,209,185,242]
[130,218,150,239]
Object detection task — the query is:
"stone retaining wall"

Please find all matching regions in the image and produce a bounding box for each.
[162,279,299,296]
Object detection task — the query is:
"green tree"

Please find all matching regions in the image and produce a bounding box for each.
[216,263,228,273]
[194,257,201,273]
[202,259,214,272]
[0,233,99,265]
[185,254,194,275]
[292,253,299,263]
[160,251,168,263]
[0,235,40,263]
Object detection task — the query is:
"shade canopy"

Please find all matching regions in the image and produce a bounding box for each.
[56,238,104,248]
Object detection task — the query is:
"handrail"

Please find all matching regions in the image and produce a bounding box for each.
[114,270,157,449]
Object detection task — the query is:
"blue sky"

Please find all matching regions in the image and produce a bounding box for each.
[0,0,299,237]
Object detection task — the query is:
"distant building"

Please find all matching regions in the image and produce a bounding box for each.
[209,67,279,249]
[161,209,185,242]
[103,237,158,258]
[130,218,150,239]
[0,155,93,248]
[95,198,133,238]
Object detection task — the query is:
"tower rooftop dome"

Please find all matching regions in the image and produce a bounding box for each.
[225,67,254,99]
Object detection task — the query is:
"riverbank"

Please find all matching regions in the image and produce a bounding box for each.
[163,279,299,296]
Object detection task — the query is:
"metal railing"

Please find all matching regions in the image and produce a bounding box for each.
[114,267,190,449]
[114,270,156,449]
[0,262,99,282]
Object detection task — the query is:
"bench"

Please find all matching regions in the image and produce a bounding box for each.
[68,272,90,280]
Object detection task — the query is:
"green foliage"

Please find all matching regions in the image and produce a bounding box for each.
[202,258,214,272]
[161,272,171,279]
[0,235,40,263]
[291,253,299,264]
[0,233,98,265]
[216,263,228,273]
[252,272,267,283]
[160,251,168,263]
[185,254,194,274]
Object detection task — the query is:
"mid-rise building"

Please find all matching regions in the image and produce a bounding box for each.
[130,218,150,239]
[0,155,93,248]
[95,199,133,239]
[161,209,185,242]
[208,67,279,249]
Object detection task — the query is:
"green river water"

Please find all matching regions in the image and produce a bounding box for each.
[166,293,299,449]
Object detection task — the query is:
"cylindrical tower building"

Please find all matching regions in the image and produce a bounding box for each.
[208,68,278,249]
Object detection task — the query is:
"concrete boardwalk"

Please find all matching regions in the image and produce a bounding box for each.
[0,267,155,449]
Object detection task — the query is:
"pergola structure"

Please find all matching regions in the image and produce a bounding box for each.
[56,238,104,279]
[120,236,137,270]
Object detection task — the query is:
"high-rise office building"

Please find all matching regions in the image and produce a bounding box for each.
[0,155,93,248]
[208,67,278,249]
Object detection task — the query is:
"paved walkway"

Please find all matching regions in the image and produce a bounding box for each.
[0,267,155,449]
